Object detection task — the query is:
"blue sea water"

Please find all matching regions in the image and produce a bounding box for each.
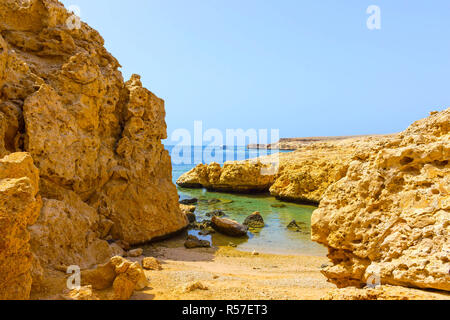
[165,145,327,256]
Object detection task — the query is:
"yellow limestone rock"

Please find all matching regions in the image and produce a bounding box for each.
[177,161,276,193]
[0,153,42,300]
[0,0,187,298]
[312,109,450,292]
[72,256,148,300]
[323,285,450,301]
[142,257,162,270]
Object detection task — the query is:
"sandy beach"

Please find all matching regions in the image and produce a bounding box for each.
[133,236,333,300]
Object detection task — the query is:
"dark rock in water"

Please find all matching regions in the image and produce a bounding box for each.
[200,198,221,205]
[243,212,265,228]
[179,198,198,205]
[206,210,226,217]
[180,204,196,223]
[211,216,248,237]
[199,229,215,236]
[287,220,307,232]
[271,203,287,208]
[184,235,211,249]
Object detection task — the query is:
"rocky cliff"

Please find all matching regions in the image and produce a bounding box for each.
[0,0,187,299]
[312,109,449,292]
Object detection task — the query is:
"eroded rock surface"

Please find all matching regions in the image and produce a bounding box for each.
[0,153,41,300]
[312,109,450,292]
[0,0,187,298]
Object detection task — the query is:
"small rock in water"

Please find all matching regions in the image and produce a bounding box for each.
[179,198,198,205]
[142,257,162,270]
[184,235,211,249]
[206,210,225,217]
[252,250,259,256]
[271,203,287,208]
[186,212,196,223]
[180,204,196,213]
[110,243,125,257]
[243,212,265,229]
[189,220,214,233]
[127,248,143,257]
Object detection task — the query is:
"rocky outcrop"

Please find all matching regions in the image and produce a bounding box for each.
[312,109,450,292]
[177,161,276,193]
[211,216,248,237]
[0,0,187,299]
[177,137,385,203]
[0,153,41,300]
[323,285,450,301]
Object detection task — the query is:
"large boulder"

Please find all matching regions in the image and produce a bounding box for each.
[312,109,450,292]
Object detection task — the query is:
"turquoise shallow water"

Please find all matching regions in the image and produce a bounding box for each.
[166,146,327,256]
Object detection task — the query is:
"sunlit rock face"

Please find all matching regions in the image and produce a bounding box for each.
[0,0,187,298]
[312,109,450,292]
[0,153,41,300]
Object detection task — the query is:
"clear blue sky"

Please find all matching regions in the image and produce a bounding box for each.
[61,0,450,142]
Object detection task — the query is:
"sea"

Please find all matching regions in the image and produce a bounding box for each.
[165,145,327,256]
